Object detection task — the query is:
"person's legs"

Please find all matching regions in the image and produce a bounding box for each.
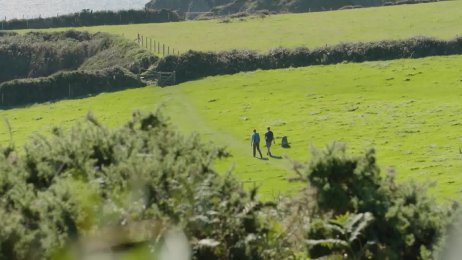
[256,142,263,158]
[266,142,272,156]
[253,143,257,157]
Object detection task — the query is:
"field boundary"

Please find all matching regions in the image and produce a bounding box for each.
[153,36,462,85]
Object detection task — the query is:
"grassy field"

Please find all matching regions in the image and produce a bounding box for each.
[35,1,462,53]
[0,87,159,146]
[1,54,462,201]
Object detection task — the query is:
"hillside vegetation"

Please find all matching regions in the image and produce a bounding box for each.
[145,0,417,15]
[0,31,157,106]
[65,1,462,53]
[0,31,155,84]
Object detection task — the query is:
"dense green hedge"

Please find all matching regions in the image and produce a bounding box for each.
[1,9,180,30]
[0,67,144,107]
[0,31,157,84]
[154,36,462,84]
[0,31,16,37]
[300,144,452,259]
[0,31,157,107]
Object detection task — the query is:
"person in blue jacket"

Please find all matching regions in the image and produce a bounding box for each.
[251,129,263,158]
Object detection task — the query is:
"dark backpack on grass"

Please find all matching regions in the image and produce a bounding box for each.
[281,136,290,148]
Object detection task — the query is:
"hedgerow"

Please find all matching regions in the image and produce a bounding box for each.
[154,36,462,84]
[0,31,158,106]
[1,9,180,30]
[0,67,144,107]
[0,31,157,84]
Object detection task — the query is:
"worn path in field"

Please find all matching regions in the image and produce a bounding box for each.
[157,86,301,199]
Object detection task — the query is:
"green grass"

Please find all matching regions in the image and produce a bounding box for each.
[0,87,159,146]
[1,55,462,201]
[34,1,462,53]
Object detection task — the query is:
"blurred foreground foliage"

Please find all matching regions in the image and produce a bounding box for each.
[0,113,455,259]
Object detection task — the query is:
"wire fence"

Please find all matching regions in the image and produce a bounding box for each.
[137,33,180,56]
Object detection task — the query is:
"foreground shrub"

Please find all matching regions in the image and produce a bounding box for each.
[0,112,279,259]
[293,143,454,259]
[0,114,455,259]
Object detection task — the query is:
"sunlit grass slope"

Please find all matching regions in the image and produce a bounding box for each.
[39,1,462,53]
[2,55,462,200]
[157,54,462,200]
[0,87,159,146]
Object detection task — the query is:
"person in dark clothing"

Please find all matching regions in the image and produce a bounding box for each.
[251,129,263,158]
[264,127,275,156]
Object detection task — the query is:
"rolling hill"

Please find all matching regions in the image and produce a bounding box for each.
[41,0,462,54]
[1,54,461,200]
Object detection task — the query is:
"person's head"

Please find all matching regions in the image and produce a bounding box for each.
[253,129,256,133]
[267,127,270,131]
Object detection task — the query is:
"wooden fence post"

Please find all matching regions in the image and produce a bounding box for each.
[163,44,165,56]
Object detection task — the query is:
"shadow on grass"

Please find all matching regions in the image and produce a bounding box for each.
[270,155,283,159]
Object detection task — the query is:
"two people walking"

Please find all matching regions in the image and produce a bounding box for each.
[251,127,275,158]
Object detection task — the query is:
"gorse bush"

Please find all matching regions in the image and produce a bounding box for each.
[0,114,454,259]
[0,112,279,260]
[293,143,453,259]
[154,36,462,84]
[1,9,180,30]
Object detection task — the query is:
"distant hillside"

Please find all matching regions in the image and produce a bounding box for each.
[145,0,406,15]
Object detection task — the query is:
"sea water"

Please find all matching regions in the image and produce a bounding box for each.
[0,0,148,20]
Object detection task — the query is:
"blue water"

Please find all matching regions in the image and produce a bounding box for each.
[0,0,148,20]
